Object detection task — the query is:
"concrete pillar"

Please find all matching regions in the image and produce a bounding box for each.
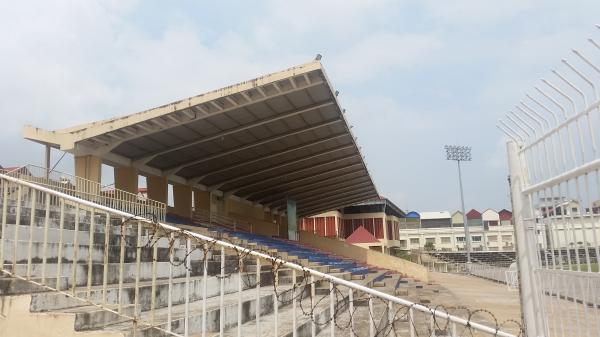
[382,216,389,254]
[173,183,192,219]
[74,155,102,197]
[147,175,168,204]
[193,188,210,211]
[114,166,138,194]
[74,155,102,183]
[44,145,51,179]
[287,199,297,240]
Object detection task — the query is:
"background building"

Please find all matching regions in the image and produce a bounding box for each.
[300,197,405,254]
[301,200,516,254]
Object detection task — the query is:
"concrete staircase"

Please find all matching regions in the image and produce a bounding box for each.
[0,197,391,337]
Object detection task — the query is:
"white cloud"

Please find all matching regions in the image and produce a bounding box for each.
[420,0,540,25]
[330,32,443,83]
[257,0,397,38]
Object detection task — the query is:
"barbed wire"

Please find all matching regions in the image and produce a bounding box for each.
[112,212,524,337]
[0,189,524,337]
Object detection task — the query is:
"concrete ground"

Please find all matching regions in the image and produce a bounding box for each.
[312,271,523,337]
[429,272,522,326]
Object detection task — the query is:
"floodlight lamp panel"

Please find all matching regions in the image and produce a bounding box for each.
[444,144,472,161]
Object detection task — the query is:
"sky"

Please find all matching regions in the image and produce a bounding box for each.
[1,0,600,213]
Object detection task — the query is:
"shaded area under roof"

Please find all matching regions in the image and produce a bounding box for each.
[23,60,378,217]
[344,196,405,218]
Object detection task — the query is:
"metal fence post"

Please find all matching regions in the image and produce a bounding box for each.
[507,140,545,337]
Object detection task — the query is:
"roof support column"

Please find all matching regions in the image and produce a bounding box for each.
[147,174,168,205]
[287,199,297,241]
[114,166,138,194]
[193,188,210,212]
[173,182,192,220]
[44,145,51,179]
[74,154,102,196]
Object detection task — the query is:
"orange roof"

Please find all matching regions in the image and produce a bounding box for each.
[345,226,380,244]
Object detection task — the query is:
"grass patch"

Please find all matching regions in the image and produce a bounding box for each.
[569,263,599,272]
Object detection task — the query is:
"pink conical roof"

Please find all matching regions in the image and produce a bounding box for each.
[345,226,380,244]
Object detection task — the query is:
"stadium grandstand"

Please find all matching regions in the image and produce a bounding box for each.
[0,60,520,337]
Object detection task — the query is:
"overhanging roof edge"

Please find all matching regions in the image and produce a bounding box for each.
[316,64,380,198]
[23,60,325,149]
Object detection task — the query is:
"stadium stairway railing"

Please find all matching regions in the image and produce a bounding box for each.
[0,173,519,337]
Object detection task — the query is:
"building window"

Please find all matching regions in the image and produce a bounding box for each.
[425,238,435,244]
[456,237,465,242]
[399,240,407,248]
[472,236,482,242]
[441,237,451,244]
[410,238,420,244]
[502,235,512,241]
[488,235,497,242]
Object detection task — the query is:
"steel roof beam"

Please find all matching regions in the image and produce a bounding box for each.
[84,79,326,156]
[134,99,334,166]
[296,191,377,216]
[259,174,369,205]
[298,192,377,217]
[285,185,374,210]
[242,164,365,199]
[220,155,362,194]
[169,122,345,178]
[268,181,373,209]
[208,144,355,190]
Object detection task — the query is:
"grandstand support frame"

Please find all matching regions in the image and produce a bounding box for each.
[22,60,379,218]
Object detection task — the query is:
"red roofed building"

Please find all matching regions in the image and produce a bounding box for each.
[299,196,405,254]
[466,209,483,227]
[345,226,384,252]
[498,209,513,226]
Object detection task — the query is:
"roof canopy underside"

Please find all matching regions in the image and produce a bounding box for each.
[23,61,378,217]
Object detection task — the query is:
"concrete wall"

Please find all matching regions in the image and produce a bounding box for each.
[114,166,138,194]
[0,295,123,337]
[299,231,429,282]
[147,175,168,204]
[74,155,102,183]
[193,189,210,211]
[172,183,192,219]
[225,197,263,221]
[226,198,273,236]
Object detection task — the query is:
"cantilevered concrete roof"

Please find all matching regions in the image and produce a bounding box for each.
[23,60,378,217]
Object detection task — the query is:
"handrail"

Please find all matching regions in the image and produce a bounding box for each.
[0,172,518,337]
[5,164,166,222]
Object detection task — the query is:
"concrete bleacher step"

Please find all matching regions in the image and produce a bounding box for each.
[101,284,304,337]
[23,269,295,335]
[28,270,272,312]
[217,284,333,337]
[1,198,406,337]
[1,239,205,266]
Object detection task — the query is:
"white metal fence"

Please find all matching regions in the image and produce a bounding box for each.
[5,164,166,222]
[498,26,600,337]
[0,173,519,336]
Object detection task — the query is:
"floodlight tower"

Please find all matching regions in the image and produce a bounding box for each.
[445,145,472,264]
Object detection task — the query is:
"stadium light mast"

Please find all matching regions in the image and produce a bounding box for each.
[445,145,472,265]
